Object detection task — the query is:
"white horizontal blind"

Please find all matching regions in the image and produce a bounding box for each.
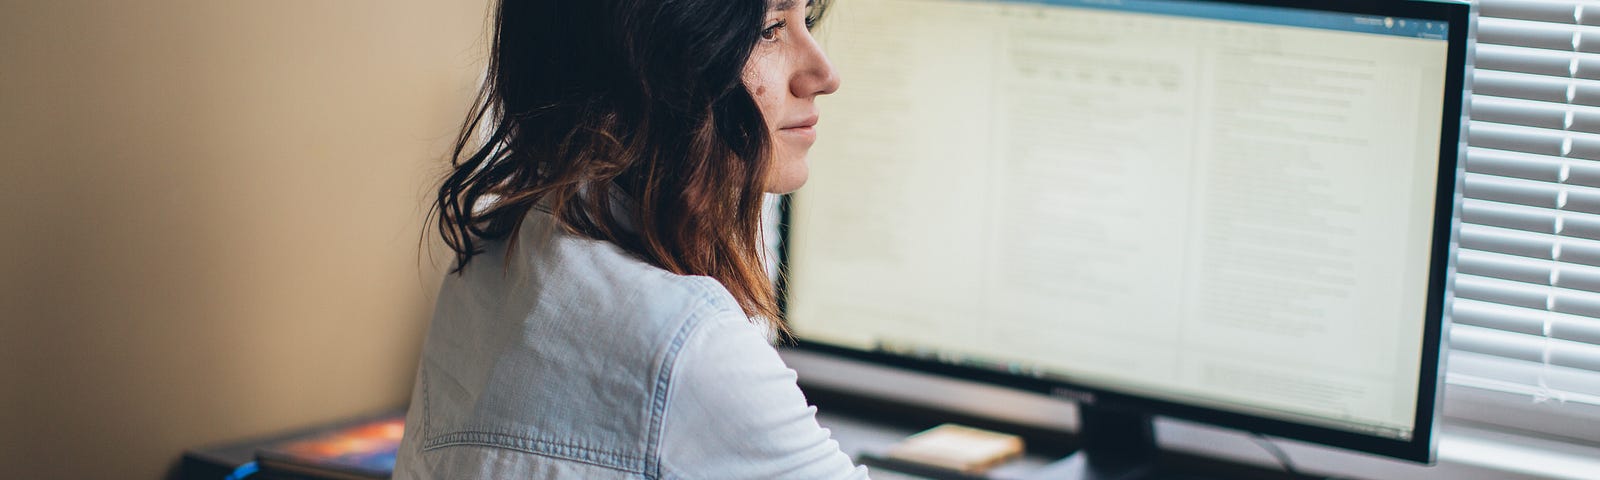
[1453,0,1600,406]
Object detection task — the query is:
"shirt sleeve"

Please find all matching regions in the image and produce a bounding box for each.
[657,311,870,480]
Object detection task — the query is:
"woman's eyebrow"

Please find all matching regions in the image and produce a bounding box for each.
[771,0,796,11]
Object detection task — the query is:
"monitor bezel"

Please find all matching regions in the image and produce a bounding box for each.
[776,0,1471,464]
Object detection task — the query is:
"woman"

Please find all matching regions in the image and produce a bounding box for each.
[393,0,861,477]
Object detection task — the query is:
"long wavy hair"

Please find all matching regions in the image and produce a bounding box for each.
[433,0,825,325]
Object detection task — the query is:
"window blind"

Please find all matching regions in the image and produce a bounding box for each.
[1452,0,1600,406]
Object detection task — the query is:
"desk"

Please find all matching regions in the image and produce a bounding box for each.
[805,386,1311,480]
[179,392,1308,480]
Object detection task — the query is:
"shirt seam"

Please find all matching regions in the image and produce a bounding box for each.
[420,365,432,441]
[646,276,744,479]
[423,430,645,474]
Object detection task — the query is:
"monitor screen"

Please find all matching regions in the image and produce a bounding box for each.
[782,0,1466,462]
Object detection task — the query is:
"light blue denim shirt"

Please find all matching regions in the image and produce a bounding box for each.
[394,206,869,479]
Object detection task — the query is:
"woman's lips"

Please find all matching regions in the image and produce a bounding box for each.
[780,115,819,142]
[779,125,816,142]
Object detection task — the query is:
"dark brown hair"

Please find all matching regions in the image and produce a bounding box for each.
[433,0,826,324]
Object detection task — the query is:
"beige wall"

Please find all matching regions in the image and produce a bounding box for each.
[0,1,490,478]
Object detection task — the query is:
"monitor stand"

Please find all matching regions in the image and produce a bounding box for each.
[1024,404,1159,480]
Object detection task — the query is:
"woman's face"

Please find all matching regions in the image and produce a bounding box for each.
[746,0,841,194]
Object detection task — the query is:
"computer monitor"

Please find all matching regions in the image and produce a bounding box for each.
[779,0,1470,474]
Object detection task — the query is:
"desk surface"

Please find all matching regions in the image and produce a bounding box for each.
[817,409,1059,478]
[179,402,1308,480]
[813,405,1308,480]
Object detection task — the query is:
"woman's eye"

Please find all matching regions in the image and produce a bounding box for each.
[761,20,786,41]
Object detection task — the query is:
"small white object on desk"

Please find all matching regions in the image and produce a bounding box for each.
[881,423,1027,475]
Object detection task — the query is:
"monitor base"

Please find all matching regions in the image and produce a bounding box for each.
[1021,452,1157,480]
[1020,404,1160,480]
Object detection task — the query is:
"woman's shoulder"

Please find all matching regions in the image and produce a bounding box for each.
[438,207,751,358]
[412,212,760,475]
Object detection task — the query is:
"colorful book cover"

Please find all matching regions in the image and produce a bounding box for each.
[254,411,406,480]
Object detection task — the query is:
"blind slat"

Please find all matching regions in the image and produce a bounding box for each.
[1449,351,1600,401]
[1460,224,1557,259]
[1471,95,1600,135]
[1563,188,1600,214]
[1455,273,1552,308]
[1452,298,1600,345]
[1564,161,1600,187]
[1555,262,1600,292]
[1458,249,1553,285]
[1463,173,1562,208]
[1452,324,1544,363]
[1552,288,1600,316]
[1481,0,1581,25]
[1473,70,1600,106]
[1478,17,1579,51]
[1552,314,1600,344]
[1469,122,1600,161]
[1459,297,1542,336]
[1451,324,1600,372]
[1461,198,1559,234]
[1466,147,1565,182]
[1472,95,1568,129]
[1556,237,1600,266]
[1469,122,1566,156]
[1558,211,1600,240]
[1477,44,1600,80]
[1554,338,1600,371]
[1453,298,1547,335]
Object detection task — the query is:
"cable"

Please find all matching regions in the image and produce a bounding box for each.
[1249,432,1310,479]
[1248,433,1361,480]
[223,461,258,480]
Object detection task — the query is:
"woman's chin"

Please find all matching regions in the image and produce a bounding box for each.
[764,161,809,194]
